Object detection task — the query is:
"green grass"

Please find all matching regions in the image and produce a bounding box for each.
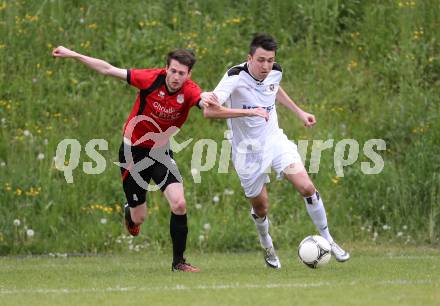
[1,245,439,306]
[1,0,439,253]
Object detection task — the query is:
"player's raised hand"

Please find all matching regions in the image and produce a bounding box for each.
[52,46,77,58]
[252,107,270,121]
[299,111,316,127]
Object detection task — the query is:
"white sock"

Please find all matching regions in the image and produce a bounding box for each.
[250,207,273,249]
[304,191,333,243]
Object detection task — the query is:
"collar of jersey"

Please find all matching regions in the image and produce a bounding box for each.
[243,63,265,83]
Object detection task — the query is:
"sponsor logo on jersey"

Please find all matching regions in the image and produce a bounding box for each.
[242,104,274,112]
[177,94,184,104]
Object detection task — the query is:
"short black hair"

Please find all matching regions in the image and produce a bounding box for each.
[166,49,196,71]
[249,33,277,55]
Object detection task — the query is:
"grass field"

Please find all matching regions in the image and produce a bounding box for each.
[1,2,439,304]
[1,245,439,306]
[1,0,439,254]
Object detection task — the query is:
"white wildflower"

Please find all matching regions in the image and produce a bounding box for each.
[223,188,234,196]
[26,229,35,238]
[13,219,21,226]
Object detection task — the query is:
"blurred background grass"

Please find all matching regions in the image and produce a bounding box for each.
[0,0,439,254]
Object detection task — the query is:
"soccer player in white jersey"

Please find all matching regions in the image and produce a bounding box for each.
[202,33,350,268]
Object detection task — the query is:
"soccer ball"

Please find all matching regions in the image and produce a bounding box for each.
[298,235,331,268]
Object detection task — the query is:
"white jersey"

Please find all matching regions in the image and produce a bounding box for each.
[214,62,302,197]
[213,62,284,152]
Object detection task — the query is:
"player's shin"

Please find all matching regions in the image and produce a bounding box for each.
[303,191,334,243]
[170,212,188,265]
[250,207,273,249]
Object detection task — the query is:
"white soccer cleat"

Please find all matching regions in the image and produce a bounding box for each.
[264,247,281,269]
[330,241,350,262]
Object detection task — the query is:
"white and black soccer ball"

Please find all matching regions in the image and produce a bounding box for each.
[298,235,332,268]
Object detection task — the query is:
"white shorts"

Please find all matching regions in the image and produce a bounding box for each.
[231,133,302,198]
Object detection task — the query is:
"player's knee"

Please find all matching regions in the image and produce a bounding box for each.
[171,198,187,214]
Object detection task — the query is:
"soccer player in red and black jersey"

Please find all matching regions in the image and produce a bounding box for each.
[52,46,268,272]
[52,46,208,272]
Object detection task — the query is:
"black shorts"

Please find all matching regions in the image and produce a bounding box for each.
[119,142,182,208]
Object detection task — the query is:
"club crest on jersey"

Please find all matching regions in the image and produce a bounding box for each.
[269,84,275,91]
[158,91,165,98]
[177,94,184,104]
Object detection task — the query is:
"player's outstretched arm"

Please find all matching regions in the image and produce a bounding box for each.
[52,46,127,80]
[201,93,268,121]
[276,86,316,127]
[203,105,268,120]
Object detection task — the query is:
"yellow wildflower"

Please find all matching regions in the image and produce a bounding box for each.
[347,60,358,71]
[331,176,340,184]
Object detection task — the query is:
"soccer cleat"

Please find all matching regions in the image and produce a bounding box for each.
[171,259,200,272]
[264,247,281,269]
[124,204,140,236]
[330,241,350,262]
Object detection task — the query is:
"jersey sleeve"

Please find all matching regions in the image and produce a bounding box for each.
[186,81,202,108]
[213,71,239,105]
[127,68,161,90]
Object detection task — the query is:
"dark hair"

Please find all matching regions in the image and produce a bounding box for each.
[249,33,277,55]
[166,49,196,71]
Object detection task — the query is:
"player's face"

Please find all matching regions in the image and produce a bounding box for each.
[247,47,276,81]
[165,59,191,93]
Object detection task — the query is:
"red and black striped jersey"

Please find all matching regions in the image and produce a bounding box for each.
[123,68,201,148]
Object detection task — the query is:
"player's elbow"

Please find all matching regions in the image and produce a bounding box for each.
[96,66,112,76]
[101,66,125,79]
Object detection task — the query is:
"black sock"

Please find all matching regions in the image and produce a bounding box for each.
[170,212,188,265]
